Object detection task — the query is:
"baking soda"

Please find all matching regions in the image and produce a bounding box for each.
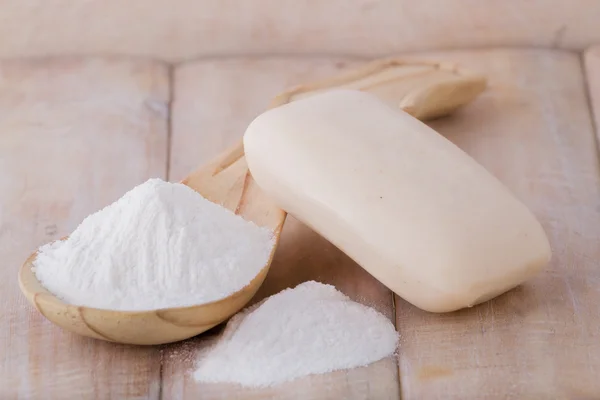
[33,178,274,311]
[194,281,399,387]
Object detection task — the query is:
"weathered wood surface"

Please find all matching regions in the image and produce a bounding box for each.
[2,48,600,399]
[170,57,365,181]
[166,57,400,400]
[585,46,600,142]
[0,0,599,61]
[0,57,170,399]
[395,49,600,399]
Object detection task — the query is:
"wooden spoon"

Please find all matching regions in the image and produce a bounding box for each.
[19,59,486,345]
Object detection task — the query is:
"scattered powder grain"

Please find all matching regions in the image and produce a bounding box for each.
[33,178,274,311]
[194,281,399,387]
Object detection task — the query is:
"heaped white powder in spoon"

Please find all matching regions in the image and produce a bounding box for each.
[194,281,399,387]
[33,178,274,311]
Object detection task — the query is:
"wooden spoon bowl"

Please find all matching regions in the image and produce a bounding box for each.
[18,249,273,345]
[18,58,486,345]
[18,146,285,345]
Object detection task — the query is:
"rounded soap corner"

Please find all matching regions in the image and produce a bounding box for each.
[399,286,466,314]
[413,299,463,314]
[243,111,270,151]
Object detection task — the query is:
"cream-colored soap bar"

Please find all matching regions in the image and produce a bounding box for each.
[243,90,551,312]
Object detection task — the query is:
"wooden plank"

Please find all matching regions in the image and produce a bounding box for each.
[165,58,400,399]
[585,46,600,140]
[0,57,170,399]
[395,49,600,399]
[0,1,599,61]
[170,57,367,180]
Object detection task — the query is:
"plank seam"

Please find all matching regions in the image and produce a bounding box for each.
[158,63,175,400]
[392,292,402,400]
[158,347,164,400]
[165,64,175,182]
[167,46,579,67]
[580,51,600,176]
[0,46,579,67]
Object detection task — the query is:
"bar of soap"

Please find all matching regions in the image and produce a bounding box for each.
[243,90,551,312]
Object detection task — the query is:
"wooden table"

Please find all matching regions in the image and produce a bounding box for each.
[1,48,600,399]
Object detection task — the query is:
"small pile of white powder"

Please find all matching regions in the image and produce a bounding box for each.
[194,281,398,387]
[33,178,274,311]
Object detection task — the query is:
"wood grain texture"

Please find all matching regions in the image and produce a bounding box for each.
[395,49,600,399]
[0,0,599,61]
[164,58,400,400]
[585,46,600,142]
[170,57,366,180]
[0,57,169,399]
[271,58,487,120]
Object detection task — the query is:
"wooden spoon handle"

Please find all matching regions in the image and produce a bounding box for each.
[271,58,486,120]
[205,58,486,176]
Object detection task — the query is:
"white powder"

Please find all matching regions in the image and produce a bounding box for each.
[33,178,274,311]
[194,281,399,387]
